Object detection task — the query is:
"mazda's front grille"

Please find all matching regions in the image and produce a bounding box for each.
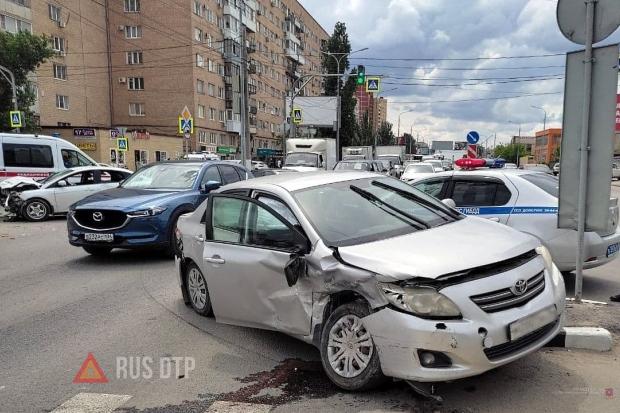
[470,271,546,313]
[484,319,558,361]
[73,209,127,230]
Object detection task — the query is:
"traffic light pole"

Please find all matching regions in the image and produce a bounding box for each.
[0,65,19,133]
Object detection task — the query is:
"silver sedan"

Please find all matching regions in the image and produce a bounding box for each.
[175,172,565,390]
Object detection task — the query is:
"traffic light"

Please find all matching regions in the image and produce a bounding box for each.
[356,65,365,85]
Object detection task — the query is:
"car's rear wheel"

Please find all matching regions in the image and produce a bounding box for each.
[320,301,386,391]
[82,246,112,256]
[22,199,50,222]
[186,262,213,316]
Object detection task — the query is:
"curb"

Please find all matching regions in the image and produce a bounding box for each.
[546,326,613,351]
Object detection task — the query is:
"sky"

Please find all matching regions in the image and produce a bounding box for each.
[299,0,620,146]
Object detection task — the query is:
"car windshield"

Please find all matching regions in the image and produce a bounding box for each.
[293,177,460,247]
[334,162,371,171]
[404,164,434,174]
[121,163,201,190]
[378,156,400,165]
[39,169,75,184]
[521,173,559,197]
[285,153,318,167]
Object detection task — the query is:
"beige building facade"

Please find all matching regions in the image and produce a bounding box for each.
[4,0,328,169]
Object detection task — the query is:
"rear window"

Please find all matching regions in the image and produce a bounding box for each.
[3,143,54,168]
[520,173,559,198]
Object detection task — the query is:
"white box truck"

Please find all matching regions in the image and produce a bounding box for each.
[342,146,373,161]
[284,138,337,171]
[375,145,406,178]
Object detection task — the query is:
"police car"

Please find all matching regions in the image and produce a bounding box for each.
[410,162,620,272]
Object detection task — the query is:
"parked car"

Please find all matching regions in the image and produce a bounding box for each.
[5,166,131,221]
[67,161,252,256]
[612,162,619,180]
[0,133,97,181]
[521,164,553,174]
[333,160,379,172]
[504,163,518,169]
[400,162,436,182]
[252,161,269,170]
[552,163,560,176]
[176,171,565,390]
[426,160,445,173]
[411,169,620,272]
[252,169,298,178]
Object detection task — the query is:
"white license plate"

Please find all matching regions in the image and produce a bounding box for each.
[84,233,114,242]
[509,305,556,341]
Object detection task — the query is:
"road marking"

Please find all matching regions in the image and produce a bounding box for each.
[51,393,131,413]
[205,401,272,413]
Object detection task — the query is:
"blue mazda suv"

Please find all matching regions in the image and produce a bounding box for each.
[67,160,252,255]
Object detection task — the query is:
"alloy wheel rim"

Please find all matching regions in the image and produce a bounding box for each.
[26,202,46,219]
[327,314,374,378]
[187,268,207,310]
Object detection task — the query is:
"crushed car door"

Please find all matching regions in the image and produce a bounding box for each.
[202,194,311,335]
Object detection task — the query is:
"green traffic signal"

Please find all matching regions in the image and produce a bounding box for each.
[356,65,365,85]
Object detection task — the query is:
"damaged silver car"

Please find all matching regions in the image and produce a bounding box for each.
[175,171,566,390]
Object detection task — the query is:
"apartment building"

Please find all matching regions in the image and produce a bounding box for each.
[354,86,388,132]
[10,0,327,169]
[533,128,562,164]
[0,0,32,33]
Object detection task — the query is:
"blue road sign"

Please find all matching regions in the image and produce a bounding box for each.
[9,111,22,128]
[466,131,480,144]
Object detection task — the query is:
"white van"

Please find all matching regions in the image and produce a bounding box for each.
[0,133,97,181]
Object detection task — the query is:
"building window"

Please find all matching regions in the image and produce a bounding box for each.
[196,79,205,94]
[209,133,216,144]
[207,59,214,72]
[194,28,203,42]
[209,107,216,121]
[51,36,65,54]
[197,104,206,118]
[49,4,61,22]
[128,77,144,90]
[155,151,168,162]
[124,25,142,38]
[219,110,225,122]
[218,86,224,99]
[207,83,215,96]
[198,131,207,144]
[129,102,145,116]
[124,0,140,12]
[126,51,143,64]
[53,63,67,80]
[207,34,212,47]
[196,53,204,67]
[0,15,32,33]
[56,94,69,110]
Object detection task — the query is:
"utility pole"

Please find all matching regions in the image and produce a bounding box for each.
[238,3,250,169]
[0,65,20,133]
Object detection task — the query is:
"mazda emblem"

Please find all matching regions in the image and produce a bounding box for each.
[512,279,528,296]
[92,212,103,222]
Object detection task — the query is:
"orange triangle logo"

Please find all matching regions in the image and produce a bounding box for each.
[73,353,108,384]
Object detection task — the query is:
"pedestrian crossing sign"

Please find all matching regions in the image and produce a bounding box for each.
[365,77,380,93]
[9,111,22,128]
[117,137,128,152]
[292,108,302,124]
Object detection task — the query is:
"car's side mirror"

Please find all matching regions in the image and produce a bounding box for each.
[56,180,67,188]
[441,198,456,208]
[200,181,221,193]
[284,227,310,287]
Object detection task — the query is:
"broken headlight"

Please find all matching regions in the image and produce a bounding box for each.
[379,283,461,319]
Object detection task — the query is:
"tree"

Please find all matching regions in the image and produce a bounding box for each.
[321,22,351,96]
[493,143,527,163]
[0,31,54,132]
[376,122,396,146]
[402,133,415,154]
[338,73,358,149]
[355,111,373,146]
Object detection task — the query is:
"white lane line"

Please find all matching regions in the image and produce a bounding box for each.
[205,401,272,413]
[51,393,132,413]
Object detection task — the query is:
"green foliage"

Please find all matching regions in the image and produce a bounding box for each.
[0,31,54,131]
[354,111,373,146]
[321,22,351,96]
[376,122,396,146]
[338,73,358,149]
[493,143,527,163]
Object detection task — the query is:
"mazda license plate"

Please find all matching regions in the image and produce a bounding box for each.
[509,305,556,341]
[606,243,619,258]
[84,233,113,242]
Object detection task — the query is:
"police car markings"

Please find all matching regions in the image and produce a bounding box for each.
[456,206,559,215]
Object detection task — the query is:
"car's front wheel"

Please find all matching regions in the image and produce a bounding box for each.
[186,262,213,316]
[82,246,112,256]
[22,199,50,221]
[320,301,386,391]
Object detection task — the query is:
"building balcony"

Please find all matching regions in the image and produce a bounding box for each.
[248,84,257,95]
[285,49,305,65]
[285,31,300,45]
[249,126,257,135]
[226,120,242,134]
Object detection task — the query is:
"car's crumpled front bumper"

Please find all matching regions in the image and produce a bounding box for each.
[362,257,566,382]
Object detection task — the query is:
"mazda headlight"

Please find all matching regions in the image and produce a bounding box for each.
[536,245,554,273]
[379,283,461,318]
[127,206,167,217]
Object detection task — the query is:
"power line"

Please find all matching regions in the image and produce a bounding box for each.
[350,52,565,62]
[389,91,562,104]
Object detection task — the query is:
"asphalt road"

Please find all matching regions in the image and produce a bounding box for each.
[0,204,619,413]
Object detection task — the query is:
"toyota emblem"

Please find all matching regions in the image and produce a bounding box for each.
[512,279,528,296]
[92,212,103,222]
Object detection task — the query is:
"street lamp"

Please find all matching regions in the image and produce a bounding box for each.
[320,47,369,160]
[397,109,415,139]
[0,64,19,133]
[531,105,547,132]
[509,120,522,167]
